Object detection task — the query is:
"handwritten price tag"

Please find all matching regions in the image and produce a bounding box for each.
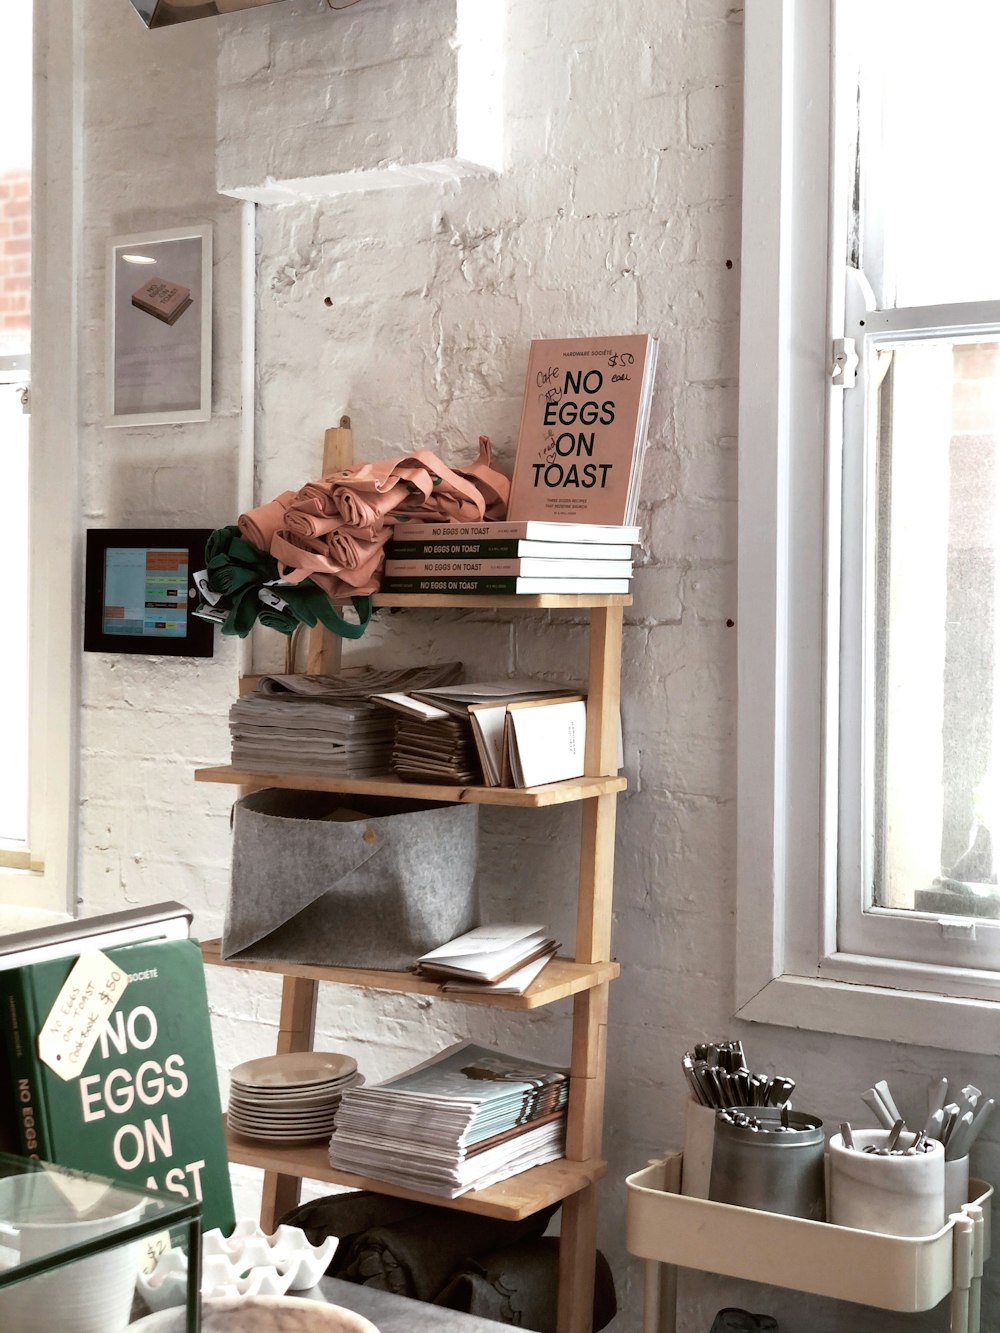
[139,1230,172,1276]
[37,950,129,1082]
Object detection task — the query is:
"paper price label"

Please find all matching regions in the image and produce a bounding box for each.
[37,949,130,1082]
[139,1230,172,1276]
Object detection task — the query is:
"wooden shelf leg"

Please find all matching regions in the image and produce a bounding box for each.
[558,1182,598,1333]
[554,604,623,1332]
[258,974,318,1230]
[252,420,347,1226]
[558,982,609,1333]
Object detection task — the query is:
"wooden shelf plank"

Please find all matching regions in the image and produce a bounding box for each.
[372,593,631,609]
[194,766,626,806]
[223,1120,606,1221]
[201,939,619,1010]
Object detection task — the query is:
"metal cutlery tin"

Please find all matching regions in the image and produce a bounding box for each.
[709,1107,826,1220]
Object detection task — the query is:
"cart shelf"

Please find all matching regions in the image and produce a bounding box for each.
[625,1153,991,1332]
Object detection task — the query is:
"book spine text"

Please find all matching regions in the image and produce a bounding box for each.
[0,980,50,1160]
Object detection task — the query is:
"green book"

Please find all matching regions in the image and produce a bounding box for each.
[380,575,630,595]
[0,937,234,1232]
[384,538,635,560]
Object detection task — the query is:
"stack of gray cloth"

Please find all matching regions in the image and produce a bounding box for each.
[228,662,462,776]
[281,1191,616,1331]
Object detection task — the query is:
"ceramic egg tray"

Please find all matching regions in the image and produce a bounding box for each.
[138,1220,338,1310]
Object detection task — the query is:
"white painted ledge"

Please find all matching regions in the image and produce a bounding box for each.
[737,971,1000,1057]
[218,157,499,205]
[216,0,504,204]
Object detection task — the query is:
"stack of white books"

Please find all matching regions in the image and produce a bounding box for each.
[415,923,558,995]
[328,1041,568,1198]
[228,664,462,775]
[381,519,641,596]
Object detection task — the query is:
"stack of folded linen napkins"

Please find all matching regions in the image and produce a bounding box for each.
[228,662,462,775]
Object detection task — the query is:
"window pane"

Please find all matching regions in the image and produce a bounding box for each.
[0,2,31,848]
[874,341,1000,920]
[863,2,1000,307]
[0,390,28,844]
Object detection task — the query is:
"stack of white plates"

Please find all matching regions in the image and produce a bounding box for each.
[227,1052,362,1143]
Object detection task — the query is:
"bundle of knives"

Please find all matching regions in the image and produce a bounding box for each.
[682,1040,796,1110]
[861,1076,994,1162]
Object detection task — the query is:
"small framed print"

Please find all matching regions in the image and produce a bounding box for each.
[106,225,212,427]
[84,529,215,658]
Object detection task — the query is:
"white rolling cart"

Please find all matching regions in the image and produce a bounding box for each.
[625,1152,992,1333]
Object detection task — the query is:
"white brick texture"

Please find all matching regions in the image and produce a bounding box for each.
[64,1,1000,1329]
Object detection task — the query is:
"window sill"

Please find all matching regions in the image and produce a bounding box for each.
[0,867,70,914]
[736,969,1000,1057]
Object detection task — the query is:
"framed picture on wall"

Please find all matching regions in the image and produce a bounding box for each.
[106,225,212,427]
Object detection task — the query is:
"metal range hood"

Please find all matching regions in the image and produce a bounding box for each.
[130,0,286,28]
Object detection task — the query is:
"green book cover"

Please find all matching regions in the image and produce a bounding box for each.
[385,539,635,560]
[0,937,234,1232]
[380,575,630,594]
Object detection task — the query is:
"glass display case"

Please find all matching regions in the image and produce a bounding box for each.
[0,1151,201,1331]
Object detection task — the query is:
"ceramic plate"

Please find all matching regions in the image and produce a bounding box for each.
[129,1294,377,1332]
[227,1108,340,1127]
[229,1073,362,1102]
[227,1100,340,1117]
[230,1052,357,1089]
[228,1118,339,1135]
[228,1123,336,1143]
[230,1073,356,1094]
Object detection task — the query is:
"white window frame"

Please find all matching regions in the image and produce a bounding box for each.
[0,0,80,914]
[836,289,1000,984]
[735,0,1000,1054]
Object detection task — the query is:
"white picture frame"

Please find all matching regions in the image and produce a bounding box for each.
[106,224,212,427]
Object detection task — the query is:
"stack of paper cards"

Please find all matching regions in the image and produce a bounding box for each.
[416,923,558,995]
[391,714,482,785]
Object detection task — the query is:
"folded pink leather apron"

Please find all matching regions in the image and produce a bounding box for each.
[238,437,510,600]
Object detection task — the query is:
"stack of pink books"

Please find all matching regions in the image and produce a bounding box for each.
[131,276,193,326]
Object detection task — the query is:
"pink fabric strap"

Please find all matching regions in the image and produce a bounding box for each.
[238,438,510,600]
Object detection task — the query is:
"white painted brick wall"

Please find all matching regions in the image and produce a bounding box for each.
[216,0,493,200]
[65,2,1000,1329]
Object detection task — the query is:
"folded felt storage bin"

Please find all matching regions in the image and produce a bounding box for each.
[222,788,480,970]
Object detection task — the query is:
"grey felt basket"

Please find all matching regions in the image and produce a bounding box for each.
[223,788,480,971]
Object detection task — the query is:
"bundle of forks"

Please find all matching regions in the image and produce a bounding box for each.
[682,1039,796,1110]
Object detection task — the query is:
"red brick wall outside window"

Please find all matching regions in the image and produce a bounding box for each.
[0,167,31,344]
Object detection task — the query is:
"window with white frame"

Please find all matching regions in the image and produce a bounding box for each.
[736,0,1000,1049]
[0,5,33,868]
[0,0,78,914]
[836,3,1000,982]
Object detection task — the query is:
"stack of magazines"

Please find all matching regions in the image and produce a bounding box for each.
[391,714,482,785]
[328,1041,568,1197]
[228,663,462,775]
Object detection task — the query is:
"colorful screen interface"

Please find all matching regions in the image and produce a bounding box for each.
[103,546,189,638]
